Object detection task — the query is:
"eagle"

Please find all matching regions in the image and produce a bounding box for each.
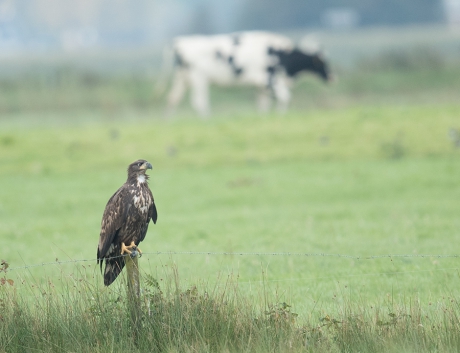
[97,159,158,286]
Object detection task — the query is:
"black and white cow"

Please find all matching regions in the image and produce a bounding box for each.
[166,31,332,116]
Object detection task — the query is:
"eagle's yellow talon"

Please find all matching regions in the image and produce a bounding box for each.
[121,241,142,256]
[120,242,132,255]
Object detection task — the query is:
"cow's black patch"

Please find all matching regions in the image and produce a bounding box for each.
[174,50,187,68]
[215,50,224,60]
[233,67,243,76]
[216,53,243,77]
[229,55,243,76]
[268,48,330,81]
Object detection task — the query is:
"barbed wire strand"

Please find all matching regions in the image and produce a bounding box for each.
[4,251,459,273]
[6,263,460,300]
[4,252,459,299]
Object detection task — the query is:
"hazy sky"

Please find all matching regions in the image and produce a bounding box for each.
[0,0,452,53]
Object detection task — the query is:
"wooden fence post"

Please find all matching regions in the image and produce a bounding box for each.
[125,252,141,329]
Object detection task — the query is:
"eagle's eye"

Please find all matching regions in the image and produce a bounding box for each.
[137,162,142,166]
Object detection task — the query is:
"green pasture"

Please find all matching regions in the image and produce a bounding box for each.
[3,26,460,352]
[2,101,460,316]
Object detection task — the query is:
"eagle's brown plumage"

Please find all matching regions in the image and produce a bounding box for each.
[97,159,157,286]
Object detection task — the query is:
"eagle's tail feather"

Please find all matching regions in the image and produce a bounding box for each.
[104,257,125,286]
[97,248,103,273]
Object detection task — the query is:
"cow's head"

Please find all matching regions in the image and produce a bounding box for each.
[303,51,331,81]
[269,47,332,82]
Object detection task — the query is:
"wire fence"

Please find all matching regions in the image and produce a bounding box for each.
[2,251,460,300]
[4,250,460,273]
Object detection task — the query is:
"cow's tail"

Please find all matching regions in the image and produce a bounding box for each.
[153,44,175,97]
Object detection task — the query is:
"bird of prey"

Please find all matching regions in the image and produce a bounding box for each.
[97,159,158,286]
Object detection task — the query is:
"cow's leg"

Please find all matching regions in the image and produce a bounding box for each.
[272,77,291,114]
[257,88,272,114]
[189,71,210,117]
[166,70,187,116]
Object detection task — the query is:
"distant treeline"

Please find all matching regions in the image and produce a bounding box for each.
[231,0,445,31]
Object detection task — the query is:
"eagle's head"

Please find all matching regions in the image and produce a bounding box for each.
[127,159,153,183]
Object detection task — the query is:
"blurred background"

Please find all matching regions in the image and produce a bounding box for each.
[0,0,459,117]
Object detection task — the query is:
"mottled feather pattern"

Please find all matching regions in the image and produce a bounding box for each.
[97,160,157,286]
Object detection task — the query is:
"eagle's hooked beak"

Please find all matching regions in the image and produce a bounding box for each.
[141,162,153,170]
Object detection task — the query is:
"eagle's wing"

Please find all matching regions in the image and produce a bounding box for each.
[149,188,158,225]
[97,185,129,263]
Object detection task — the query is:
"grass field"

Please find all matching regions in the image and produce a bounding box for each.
[2,57,460,351]
[3,104,460,295]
